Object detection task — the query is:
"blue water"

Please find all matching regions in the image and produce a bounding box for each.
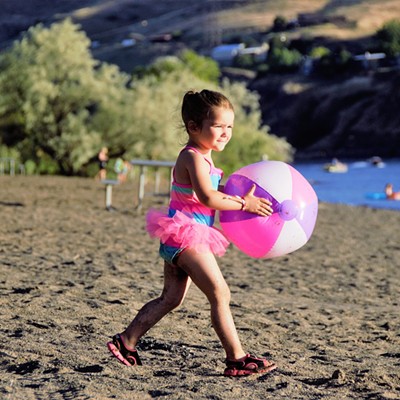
[293,160,400,211]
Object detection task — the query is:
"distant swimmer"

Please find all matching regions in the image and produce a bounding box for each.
[369,156,385,168]
[385,183,400,200]
[323,158,348,173]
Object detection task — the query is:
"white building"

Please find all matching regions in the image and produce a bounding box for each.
[210,43,245,66]
[211,43,268,66]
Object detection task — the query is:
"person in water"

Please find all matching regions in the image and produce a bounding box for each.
[385,183,400,200]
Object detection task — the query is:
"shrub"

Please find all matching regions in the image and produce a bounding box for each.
[376,19,400,57]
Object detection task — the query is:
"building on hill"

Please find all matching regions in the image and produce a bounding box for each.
[210,43,268,66]
[353,52,386,70]
[210,43,244,66]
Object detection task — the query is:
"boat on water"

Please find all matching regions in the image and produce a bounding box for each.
[323,158,348,173]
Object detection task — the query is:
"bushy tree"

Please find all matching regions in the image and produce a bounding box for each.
[313,46,352,77]
[0,19,293,176]
[132,56,184,80]
[127,61,222,161]
[267,35,303,72]
[127,58,293,174]
[0,19,137,175]
[179,49,220,83]
[272,16,287,32]
[309,46,331,59]
[132,50,220,84]
[376,19,400,57]
[268,47,303,72]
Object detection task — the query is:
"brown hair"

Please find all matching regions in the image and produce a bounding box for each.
[181,90,234,133]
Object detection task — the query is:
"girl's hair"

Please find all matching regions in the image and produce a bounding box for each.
[181,90,234,132]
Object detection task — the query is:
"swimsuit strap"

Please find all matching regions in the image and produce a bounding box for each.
[181,146,213,168]
[172,146,212,182]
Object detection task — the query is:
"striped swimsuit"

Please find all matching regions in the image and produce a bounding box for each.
[146,146,229,264]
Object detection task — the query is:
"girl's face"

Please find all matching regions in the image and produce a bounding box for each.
[191,107,234,152]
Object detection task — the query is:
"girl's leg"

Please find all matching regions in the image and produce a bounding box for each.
[176,250,246,361]
[121,261,191,348]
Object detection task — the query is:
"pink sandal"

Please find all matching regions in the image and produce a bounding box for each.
[224,354,276,377]
[107,334,142,366]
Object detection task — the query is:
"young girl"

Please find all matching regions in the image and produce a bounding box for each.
[107,89,277,377]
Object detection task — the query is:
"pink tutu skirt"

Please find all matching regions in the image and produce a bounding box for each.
[146,208,230,257]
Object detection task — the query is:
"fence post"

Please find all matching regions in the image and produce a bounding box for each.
[154,167,161,194]
[10,159,15,176]
[130,159,175,211]
[137,165,146,211]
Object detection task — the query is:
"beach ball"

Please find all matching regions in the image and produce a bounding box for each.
[220,161,318,258]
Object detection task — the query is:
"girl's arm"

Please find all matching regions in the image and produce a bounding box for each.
[181,151,273,217]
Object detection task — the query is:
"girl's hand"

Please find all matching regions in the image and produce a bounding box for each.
[243,184,273,216]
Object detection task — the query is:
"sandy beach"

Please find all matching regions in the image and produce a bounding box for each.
[1,175,399,399]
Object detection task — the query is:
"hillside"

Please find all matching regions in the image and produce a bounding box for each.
[2,0,400,71]
[1,0,400,159]
[250,70,400,159]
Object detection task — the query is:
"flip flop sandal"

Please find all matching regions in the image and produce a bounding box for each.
[224,354,276,377]
[107,334,142,366]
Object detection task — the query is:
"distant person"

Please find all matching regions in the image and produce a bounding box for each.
[369,156,385,168]
[323,158,348,173]
[96,147,108,181]
[385,183,400,200]
[331,158,346,168]
[114,158,131,184]
[107,89,276,377]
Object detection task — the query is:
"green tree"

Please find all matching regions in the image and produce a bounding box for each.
[0,19,137,175]
[127,58,293,173]
[376,19,400,57]
[268,47,303,72]
[179,49,220,83]
[267,35,302,72]
[0,19,293,176]
[133,50,220,84]
[127,62,223,161]
[272,16,287,32]
[309,46,331,59]
[314,46,352,77]
[132,56,185,80]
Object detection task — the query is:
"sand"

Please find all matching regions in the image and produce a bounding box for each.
[1,175,399,400]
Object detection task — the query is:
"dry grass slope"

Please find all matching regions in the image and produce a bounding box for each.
[2,0,400,47]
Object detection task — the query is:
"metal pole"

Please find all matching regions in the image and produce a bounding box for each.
[155,167,160,194]
[137,166,146,211]
[105,184,113,210]
[10,159,15,176]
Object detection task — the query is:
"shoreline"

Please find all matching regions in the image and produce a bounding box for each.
[1,175,399,399]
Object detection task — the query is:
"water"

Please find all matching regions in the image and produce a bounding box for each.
[294,159,400,211]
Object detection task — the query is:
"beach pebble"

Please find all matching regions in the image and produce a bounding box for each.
[331,369,346,383]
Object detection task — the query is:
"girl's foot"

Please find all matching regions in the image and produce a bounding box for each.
[224,354,276,377]
[107,334,142,366]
